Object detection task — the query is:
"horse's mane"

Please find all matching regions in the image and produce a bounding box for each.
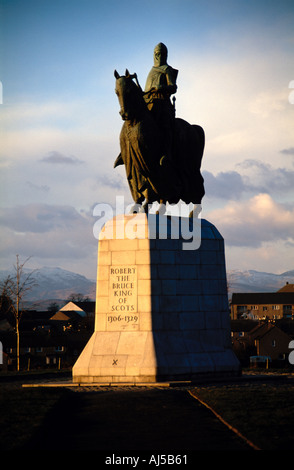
[127,76,148,118]
[115,69,148,120]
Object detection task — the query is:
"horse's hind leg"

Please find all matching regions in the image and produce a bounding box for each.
[189,203,202,218]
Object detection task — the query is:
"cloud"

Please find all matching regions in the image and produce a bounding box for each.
[280,147,294,155]
[225,242,294,275]
[176,41,294,177]
[0,203,96,264]
[203,170,246,200]
[203,159,294,201]
[40,150,84,165]
[0,98,119,168]
[207,193,294,248]
[237,159,294,195]
[248,90,288,118]
[0,203,91,234]
[1,100,103,133]
[96,172,126,191]
[26,181,50,193]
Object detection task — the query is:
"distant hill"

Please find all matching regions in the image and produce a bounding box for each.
[227,269,294,296]
[0,266,96,307]
[0,266,293,306]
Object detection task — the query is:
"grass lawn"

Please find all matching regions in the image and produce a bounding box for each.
[1,380,294,450]
[191,383,294,450]
[0,386,65,450]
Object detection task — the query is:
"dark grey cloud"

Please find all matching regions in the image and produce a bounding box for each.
[202,170,246,199]
[0,203,96,261]
[204,159,294,201]
[0,204,88,233]
[40,150,84,165]
[280,147,294,155]
[237,159,294,194]
[26,181,50,193]
[96,172,126,191]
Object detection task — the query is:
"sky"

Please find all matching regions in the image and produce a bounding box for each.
[0,0,294,279]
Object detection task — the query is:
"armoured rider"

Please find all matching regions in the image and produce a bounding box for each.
[144,43,178,166]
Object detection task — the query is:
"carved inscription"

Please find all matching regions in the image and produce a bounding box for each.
[107,266,138,330]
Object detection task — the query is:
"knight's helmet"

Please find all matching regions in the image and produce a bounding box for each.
[153,43,168,65]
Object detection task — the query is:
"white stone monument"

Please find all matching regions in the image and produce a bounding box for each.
[72,213,240,383]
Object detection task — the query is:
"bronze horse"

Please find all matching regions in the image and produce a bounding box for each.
[114,69,205,215]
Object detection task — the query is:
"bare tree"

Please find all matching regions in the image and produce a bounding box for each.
[2,255,37,371]
[67,293,90,303]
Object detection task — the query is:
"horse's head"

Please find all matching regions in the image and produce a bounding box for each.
[114,69,145,122]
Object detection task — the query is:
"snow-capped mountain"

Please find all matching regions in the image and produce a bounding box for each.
[0,266,293,304]
[0,266,96,302]
[227,269,294,295]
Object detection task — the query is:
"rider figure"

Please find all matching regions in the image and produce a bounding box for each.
[144,43,178,165]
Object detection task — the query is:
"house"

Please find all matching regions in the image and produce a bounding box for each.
[231,320,258,365]
[59,301,95,317]
[0,350,9,372]
[0,300,95,370]
[50,300,95,332]
[231,320,293,366]
[50,310,86,331]
[1,329,92,370]
[278,283,294,293]
[231,284,294,320]
[249,322,292,361]
[0,318,14,331]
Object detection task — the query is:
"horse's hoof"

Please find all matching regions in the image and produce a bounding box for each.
[189,204,202,218]
[129,203,141,214]
[156,203,166,215]
[142,202,149,213]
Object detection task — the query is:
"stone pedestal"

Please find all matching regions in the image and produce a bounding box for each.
[72,214,240,383]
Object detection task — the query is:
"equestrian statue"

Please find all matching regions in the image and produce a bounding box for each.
[113,43,205,216]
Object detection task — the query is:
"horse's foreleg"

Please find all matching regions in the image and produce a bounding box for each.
[129,203,143,214]
[141,186,160,214]
[156,199,166,215]
[141,188,152,214]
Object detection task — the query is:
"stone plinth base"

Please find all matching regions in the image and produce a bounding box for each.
[72,214,240,383]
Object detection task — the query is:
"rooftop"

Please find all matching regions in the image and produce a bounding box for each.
[231,284,294,304]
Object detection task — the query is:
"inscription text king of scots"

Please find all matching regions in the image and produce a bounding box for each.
[107,265,138,330]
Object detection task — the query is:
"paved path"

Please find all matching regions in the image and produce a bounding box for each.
[24,387,253,451]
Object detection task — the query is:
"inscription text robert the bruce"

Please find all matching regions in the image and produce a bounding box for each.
[107,266,138,330]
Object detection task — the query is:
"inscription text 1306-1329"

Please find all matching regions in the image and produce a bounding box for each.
[107,266,138,330]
